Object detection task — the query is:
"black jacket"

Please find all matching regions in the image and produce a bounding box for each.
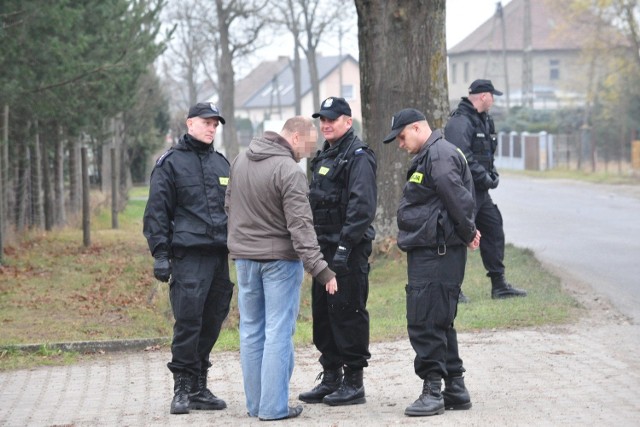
[309,128,377,247]
[396,130,476,251]
[143,134,230,258]
[444,97,498,192]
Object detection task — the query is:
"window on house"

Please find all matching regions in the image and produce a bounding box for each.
[550,59,560,80]
[341,84,354,100]
[451,63,457,84]
[464,62,469,83]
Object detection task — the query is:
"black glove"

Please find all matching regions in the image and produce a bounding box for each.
[481,173,495,190]
[332,245,351,274]
[153,256,171,282]
[489,172,499,189]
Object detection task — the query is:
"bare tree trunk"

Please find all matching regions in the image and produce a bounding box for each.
[0,104,8,262]
[42,132,54,231]
[355,0,449,239]
[68,136,82,215]
[55,126,66,226]
[15,138,30,232]
[82,147,90,247]
[216,0,239,161]
[111,147,119,229]
[306,47,321,123]
[116,115,131,209]
[292,46,302,115]
[30,122,44,229]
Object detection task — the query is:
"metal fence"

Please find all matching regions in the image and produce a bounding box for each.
[494,131,584,171]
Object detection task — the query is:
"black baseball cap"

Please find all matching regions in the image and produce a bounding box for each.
[468,79,503,96]
[312,97,352,119]
[187,102,226,124]
[382,108,426,143]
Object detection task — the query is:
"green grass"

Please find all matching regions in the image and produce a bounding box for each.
[0,185,582,370]
[508,167,640,185]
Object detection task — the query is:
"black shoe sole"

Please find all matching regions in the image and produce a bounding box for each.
[404,408,445,416]
[259,406,303,421]
[189,402,227,410]
[298,396,324,404]
[323,396,366,406]
[444,402,472,410]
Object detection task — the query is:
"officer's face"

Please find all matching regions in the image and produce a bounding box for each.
[319,115,352,144]
[187,116,220,144]
[481,92,495,112]
[396,124,422,154]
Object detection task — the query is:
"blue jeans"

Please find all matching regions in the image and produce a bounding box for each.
[235,259,303,420]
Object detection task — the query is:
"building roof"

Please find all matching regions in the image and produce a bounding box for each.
[234,56,290,109]
[235,54,358,109]
[448,0,599,54]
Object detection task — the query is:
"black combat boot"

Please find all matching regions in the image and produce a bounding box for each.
[442,376,472,410]
[404,377,445,416]
[189,369,227,410]
[491,275,527,299]
[170,372,192,415]
[322,366,365,406]
[299,368,343,403]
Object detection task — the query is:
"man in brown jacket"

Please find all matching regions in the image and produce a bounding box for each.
[225,116,338,421]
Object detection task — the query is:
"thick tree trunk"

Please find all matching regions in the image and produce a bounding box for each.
[355,0,449,239]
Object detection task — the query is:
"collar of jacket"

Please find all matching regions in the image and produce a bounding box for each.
[178,133,213,153]
[414,129,443,162]
[263,131,295,157]
[457,97,486,120]
[320,127,355,158]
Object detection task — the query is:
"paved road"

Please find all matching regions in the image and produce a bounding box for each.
[1,322,639,426]
[1,176,640,426]
[492,175,640,324]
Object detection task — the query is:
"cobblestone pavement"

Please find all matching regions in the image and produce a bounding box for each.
[1,316,639,426]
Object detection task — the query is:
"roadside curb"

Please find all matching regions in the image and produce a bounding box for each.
[1,337,170,354]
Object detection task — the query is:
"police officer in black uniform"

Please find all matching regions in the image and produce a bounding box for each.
[444,79,527,299]
[143,102,234,415]
[299,97,377,406]
[383,108,480,417]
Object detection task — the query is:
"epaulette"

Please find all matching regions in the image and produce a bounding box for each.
[155,149,175,166]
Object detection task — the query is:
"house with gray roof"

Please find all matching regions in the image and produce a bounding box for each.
[447,0,623,111]
[234,54,361,131]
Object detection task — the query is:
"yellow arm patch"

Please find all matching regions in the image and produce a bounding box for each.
[318,166,330,175]
[409,172,424,184]
[219,177,229,186]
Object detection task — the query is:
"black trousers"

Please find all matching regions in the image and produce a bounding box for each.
[475,190,505,278]
[406,245,466,380]
[167,249,234,376]
[311,240,372,370]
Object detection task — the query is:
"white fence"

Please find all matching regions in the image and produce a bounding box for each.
[494,131,556,171]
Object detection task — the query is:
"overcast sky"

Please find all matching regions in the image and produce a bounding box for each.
[249,0,510,66]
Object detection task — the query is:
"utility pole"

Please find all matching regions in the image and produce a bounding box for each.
[338,23,344,98]
[497,2,511,114]
[522,0,534,108]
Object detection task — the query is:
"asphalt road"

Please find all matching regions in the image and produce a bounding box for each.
[491,174,640,324]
